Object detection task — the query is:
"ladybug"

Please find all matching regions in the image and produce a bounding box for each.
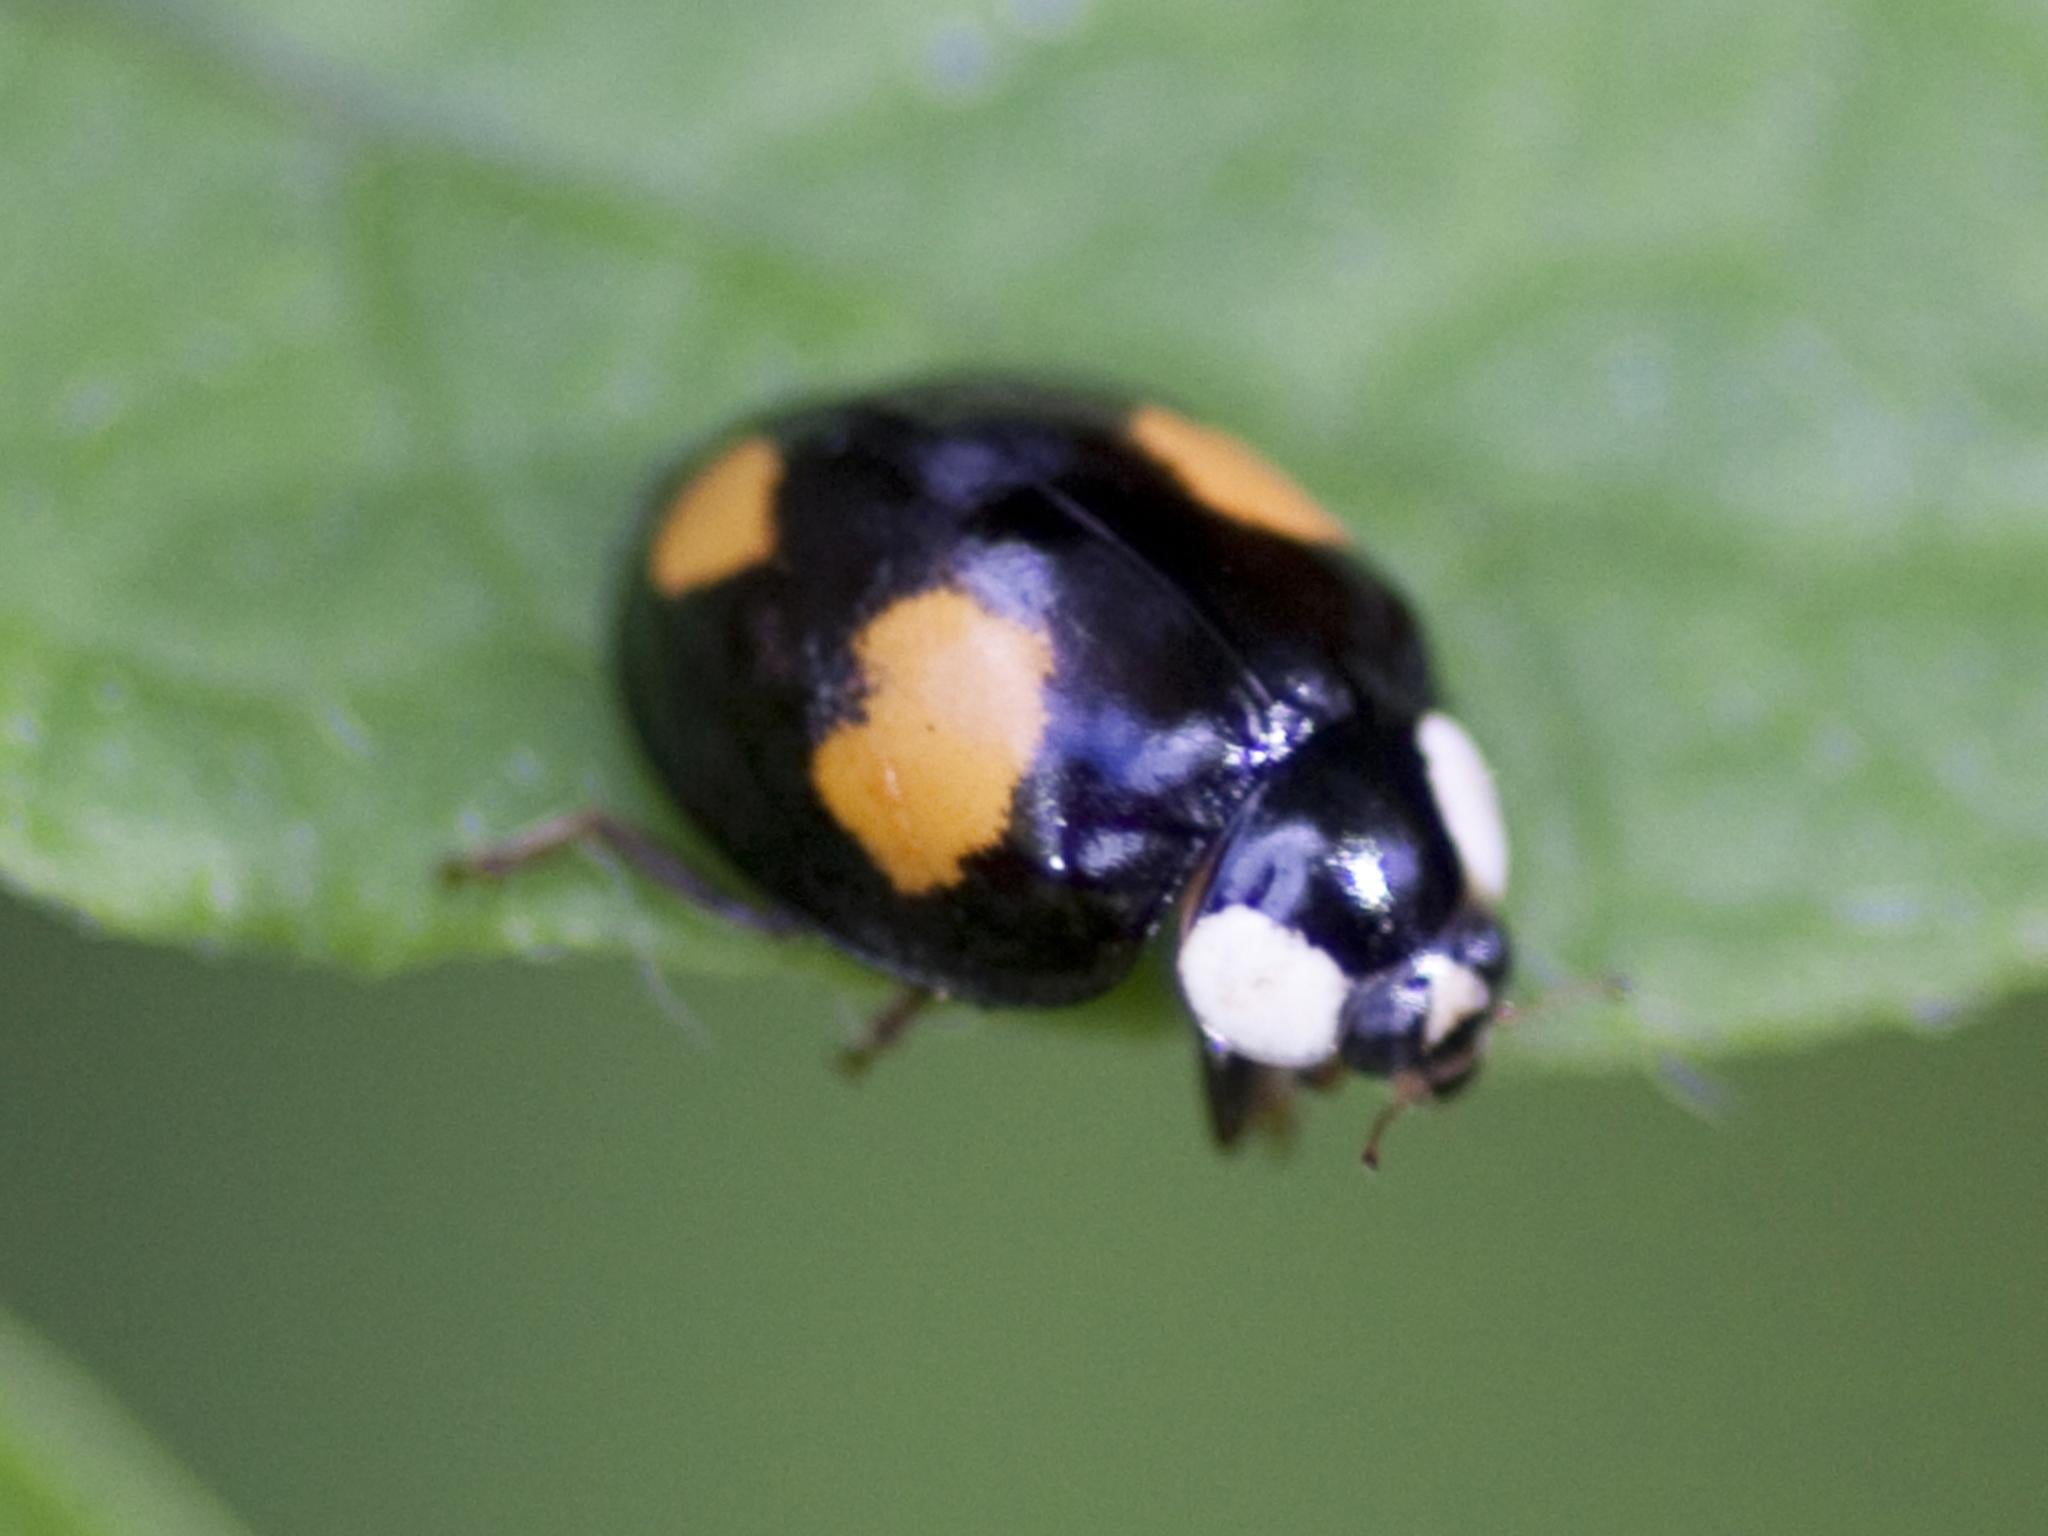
[447,378,1512,1163]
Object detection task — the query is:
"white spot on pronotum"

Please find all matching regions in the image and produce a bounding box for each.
[1413,952,1492,1048]
[1176,905,1348,1067]
[1416,711,1509,905]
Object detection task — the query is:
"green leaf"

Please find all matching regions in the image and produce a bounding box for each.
[0,1308,255,1536]
[3,0,2044,1064]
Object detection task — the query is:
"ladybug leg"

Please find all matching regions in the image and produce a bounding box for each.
[1197,1043,1301,1149]
[836,985,936,1078]
[1253,1072,1304,1153]
[1360,1070,1432,1172]
[439,809,801,936]
[1300,1056,1346,1093]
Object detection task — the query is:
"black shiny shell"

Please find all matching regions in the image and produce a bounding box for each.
[619,379,1436,1006]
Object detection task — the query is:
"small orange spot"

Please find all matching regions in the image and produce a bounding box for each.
[1129,405,1348,545]
[649,437,783,595]
[812,589,1055,895]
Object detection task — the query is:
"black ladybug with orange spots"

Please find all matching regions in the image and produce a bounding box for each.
[447,378,1513,1162]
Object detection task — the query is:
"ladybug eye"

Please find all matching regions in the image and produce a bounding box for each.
[1343,966,1425,1040]
[1338,970,1425,1073]
[1339,949,1496,1074]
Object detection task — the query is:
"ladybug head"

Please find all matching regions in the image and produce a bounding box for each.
[1172,710,1511,1154]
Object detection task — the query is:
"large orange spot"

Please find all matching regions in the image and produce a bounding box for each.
[1129,405,1348,545]
[812,589,1055,895]
[648,436,783,595]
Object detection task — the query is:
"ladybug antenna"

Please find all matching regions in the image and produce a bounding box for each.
[1360,1072,1430,1172]
[1493,971,1631,1030]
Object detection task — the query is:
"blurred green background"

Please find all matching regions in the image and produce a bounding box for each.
[3,893,2046,1534]
[6,0,2048,1529]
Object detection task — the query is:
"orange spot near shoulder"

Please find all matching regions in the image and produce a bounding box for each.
[1129,405,1347,545]
[649,436,783,595]
[812,589,1055,895]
